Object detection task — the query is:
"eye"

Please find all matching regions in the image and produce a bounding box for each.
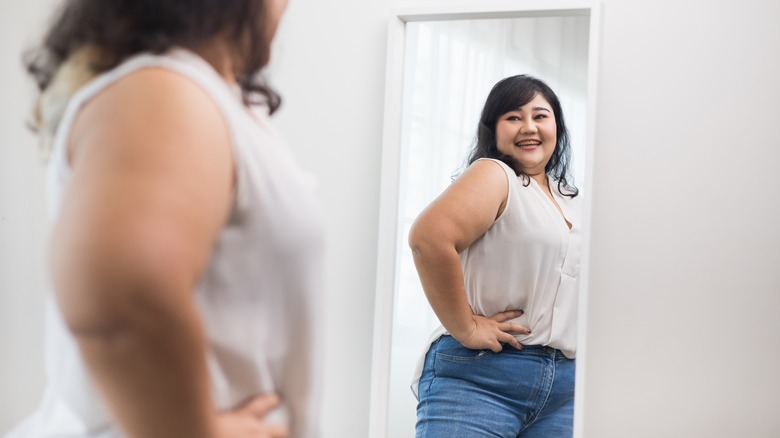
[534,114,548,120]
[506,115,521,121]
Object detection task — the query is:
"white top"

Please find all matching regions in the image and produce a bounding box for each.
[411,158,581,397]
[7,49,325,437]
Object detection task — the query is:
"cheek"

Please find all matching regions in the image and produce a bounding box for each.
[494,124,507,143]
[544,123,557,143]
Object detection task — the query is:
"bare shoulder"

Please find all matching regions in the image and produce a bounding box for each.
[455,159,509,189]
[410,159,509,252]
[80,66,219,114]
[69,66,230,165]
[447,159,509,208]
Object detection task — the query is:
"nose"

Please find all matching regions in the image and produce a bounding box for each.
[519,120,538,135]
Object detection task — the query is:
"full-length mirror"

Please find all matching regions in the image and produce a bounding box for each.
[370,3,600,437]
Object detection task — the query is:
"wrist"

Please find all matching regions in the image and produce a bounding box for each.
[449,317,476,343]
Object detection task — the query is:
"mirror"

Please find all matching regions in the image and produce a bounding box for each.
[369,3,601,437]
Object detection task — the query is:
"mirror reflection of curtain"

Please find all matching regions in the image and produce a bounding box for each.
[388,16,590,437]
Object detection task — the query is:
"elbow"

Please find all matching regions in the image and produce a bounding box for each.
[55,275,172,340]
[408,221,429,256]
[48,206,203,341]
[51,249,189,340]
[408,221,454,261]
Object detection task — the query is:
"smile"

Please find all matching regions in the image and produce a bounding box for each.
[515,140,541,148]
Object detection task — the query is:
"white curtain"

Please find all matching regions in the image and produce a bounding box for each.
[388,16,590,437]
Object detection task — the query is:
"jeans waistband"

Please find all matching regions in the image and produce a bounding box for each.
[511,344,570,359]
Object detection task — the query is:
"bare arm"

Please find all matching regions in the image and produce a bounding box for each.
[408,160,530,352]
[52,69,283,437]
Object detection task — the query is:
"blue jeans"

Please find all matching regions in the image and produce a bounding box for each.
[416,335,575,438]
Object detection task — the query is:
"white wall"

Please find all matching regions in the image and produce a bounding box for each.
[2,0,779,437]
[582,1,780,436]
[0,0,56,429]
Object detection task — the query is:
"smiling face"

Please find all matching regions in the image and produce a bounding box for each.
[495,93,557,178]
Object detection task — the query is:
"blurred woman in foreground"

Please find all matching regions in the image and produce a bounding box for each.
[9,1,324,436]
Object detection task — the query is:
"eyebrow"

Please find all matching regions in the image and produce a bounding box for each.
[513,106,551,112]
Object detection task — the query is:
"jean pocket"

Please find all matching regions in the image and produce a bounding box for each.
[433,336,493,363]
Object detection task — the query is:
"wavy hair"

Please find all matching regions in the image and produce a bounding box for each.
[466,75,578,197]
[25,0,280,148]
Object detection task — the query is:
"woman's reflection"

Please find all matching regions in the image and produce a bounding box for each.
[408,75,582,437]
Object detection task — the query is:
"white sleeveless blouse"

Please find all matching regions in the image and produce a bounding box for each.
[412,158,581,397]
[8,49,325,437]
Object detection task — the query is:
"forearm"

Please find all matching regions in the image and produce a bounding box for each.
[411,241,475,340]
[66,283,217,438]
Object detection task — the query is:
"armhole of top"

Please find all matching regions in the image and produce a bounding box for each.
[474,158,513,223]
[146,54,248,215]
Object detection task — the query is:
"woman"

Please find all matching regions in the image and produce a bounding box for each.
[410,75,581,437]
[9,1,323,437]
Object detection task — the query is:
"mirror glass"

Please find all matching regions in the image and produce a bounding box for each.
[387,15,590,437]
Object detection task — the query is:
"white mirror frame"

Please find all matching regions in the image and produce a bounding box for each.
[369,2,602,437]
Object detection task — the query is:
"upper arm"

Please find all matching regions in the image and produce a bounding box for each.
[51,68,234,331]
[409,159,509,254]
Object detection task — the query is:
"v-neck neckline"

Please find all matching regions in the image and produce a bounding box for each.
[530,176,573,231]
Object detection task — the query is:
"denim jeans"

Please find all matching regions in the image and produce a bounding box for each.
[416,335,575,438]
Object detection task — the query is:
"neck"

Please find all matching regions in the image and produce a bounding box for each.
[529,172,548,188]
[193,40,238,84]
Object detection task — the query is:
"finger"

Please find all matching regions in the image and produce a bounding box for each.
[241,393,281,418]
[262,422,290,438]
[491,309,524,323]
[498,322,532,335]
[489,339,504,353]
[499,332,522,350]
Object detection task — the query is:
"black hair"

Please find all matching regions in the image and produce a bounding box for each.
[25,0,280,112]
[466,74,578,197]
